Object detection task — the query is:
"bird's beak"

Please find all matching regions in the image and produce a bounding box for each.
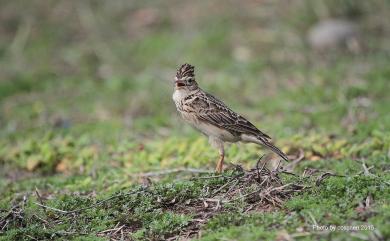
[175,80,185,88]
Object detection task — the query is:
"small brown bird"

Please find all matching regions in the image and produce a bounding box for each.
[172,64,288,173]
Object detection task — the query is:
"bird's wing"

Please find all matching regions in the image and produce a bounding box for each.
[186,91,271,139]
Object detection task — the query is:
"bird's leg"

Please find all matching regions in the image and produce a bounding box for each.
[215,146,225,173]
[209,137,225,173]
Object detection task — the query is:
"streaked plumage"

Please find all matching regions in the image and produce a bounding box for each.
[172,63,288,173]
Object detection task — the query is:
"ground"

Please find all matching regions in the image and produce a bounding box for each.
[0,0,389,240]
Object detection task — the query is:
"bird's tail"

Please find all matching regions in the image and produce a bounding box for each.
[258,137,289,162]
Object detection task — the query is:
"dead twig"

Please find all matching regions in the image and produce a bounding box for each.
[33,203,69,214]
[191,175,223,180]
[315,172,344,186]
[34,190,144,214]
[131,168,214,178]
[362,160,375,176]
[35,188,46,212]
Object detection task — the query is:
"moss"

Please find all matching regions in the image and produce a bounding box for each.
[199,225,276,241]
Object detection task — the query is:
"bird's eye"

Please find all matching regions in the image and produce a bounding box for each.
[187,79,193,84]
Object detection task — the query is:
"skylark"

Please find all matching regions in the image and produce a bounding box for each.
[172,63,289,173]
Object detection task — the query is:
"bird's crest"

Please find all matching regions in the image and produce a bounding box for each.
[176,63,195,80]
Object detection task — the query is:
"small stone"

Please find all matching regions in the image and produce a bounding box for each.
[307,19,359,52]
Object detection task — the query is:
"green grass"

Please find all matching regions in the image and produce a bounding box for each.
[1,0,390,240]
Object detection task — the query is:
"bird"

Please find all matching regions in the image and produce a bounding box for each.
[172,63,289,173]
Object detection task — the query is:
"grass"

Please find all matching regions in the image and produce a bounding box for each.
[1,0,390,240]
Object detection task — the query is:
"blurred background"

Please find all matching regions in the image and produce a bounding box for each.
[0,0,389,175]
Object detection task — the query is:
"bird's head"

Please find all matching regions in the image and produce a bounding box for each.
[174,63,198,91]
